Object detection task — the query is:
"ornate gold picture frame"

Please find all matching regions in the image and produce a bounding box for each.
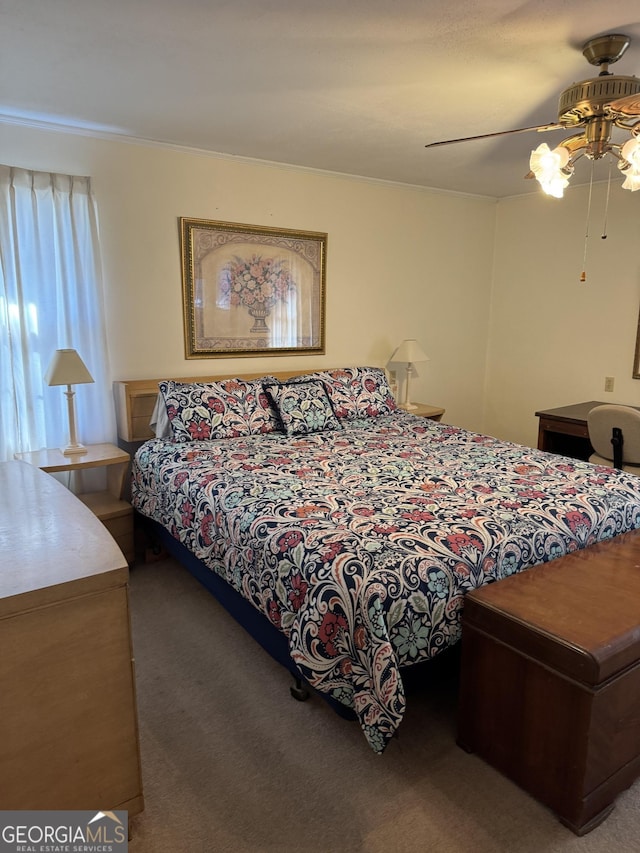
[180,217,327,359]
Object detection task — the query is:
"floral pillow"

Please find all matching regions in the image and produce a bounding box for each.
[288,367,397,419]
[323,367,397,419]
[265,381,341,437]
[254,378,283,433]
[159,378,280,442]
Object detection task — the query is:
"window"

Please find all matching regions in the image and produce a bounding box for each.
[0,165,113,461]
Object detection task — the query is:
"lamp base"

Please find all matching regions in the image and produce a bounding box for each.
[401,402,418,411]
[62,443,88,456]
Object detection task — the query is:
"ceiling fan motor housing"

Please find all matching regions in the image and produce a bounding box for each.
[558,75,640,124]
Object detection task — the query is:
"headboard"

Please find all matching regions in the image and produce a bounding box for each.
[113,368,358,452]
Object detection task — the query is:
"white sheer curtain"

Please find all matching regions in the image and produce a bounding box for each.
[0,165,113,461]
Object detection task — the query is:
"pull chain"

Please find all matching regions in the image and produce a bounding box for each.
[580,161,595,282]
[601,159,613,240]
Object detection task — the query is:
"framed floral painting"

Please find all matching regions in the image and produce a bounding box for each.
[179,217,327,358]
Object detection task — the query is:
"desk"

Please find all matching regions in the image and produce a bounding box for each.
[535,402,608,460]
[536,401,640,460]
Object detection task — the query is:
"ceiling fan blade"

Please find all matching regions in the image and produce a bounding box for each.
[606,93,640,117]
[425,123,563,149]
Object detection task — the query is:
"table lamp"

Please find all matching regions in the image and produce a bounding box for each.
[390,339,429,411]
[44,348,94,455]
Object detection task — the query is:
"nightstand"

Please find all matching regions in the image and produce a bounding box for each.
[399,403,445,421]
[14,443,134,563]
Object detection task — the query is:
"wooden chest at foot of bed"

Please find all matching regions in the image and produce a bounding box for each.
[457,529,640,835]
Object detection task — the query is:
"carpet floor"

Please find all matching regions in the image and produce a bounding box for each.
[127,558,639,852]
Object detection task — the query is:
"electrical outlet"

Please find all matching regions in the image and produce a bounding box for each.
[604,376,615,392]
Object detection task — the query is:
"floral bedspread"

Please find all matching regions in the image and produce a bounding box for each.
[131,412,640,752]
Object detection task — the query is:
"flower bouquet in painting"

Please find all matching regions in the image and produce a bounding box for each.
[219,254,297,332]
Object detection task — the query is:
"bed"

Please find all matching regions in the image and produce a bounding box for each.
[115,367,640,754]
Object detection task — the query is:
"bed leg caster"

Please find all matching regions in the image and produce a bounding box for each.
[290,678,310,702]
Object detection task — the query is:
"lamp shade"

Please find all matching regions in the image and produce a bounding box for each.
[390,339,429,364]
[45,349,94,386]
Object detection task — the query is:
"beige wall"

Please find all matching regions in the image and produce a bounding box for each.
[5,122,638,450]
[0,121,496,434]
[486,182,640,448]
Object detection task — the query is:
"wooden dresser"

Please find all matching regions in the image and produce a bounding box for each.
[14,443,135,564]
[0,460,144,814]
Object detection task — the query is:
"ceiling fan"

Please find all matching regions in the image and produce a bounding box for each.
[425,34,640,195]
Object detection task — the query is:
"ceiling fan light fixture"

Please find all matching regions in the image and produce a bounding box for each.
[529,143,573,197]
[621,171,640,191]
[540,172,572,198]
[621,135,640,167]
[618,137,640,190]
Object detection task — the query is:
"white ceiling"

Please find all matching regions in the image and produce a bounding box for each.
[2,0,640,198]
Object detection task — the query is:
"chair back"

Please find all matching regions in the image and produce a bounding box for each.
[587,404,640,468]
